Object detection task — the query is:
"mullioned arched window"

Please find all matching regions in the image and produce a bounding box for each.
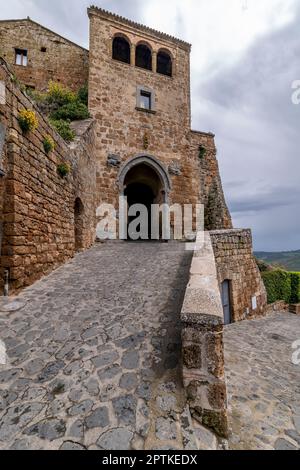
[157,50,172,77]
[112,36,131,64]
[135,43,152,71]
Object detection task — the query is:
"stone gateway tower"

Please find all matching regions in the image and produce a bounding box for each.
[88,7,232,231]
[0,6,266,324]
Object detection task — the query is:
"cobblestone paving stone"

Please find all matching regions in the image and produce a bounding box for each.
[0,242,210,450]
[224,312,300,450]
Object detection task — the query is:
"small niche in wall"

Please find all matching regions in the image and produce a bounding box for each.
[41,47,47,53]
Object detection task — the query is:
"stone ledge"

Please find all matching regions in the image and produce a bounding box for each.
[266,300,289,313]
[182,288,223,319]
[181,231,228,438]
[135,106,156,115]
[289,304,300,315]
[182,313,223,328]
[210,228,252,236]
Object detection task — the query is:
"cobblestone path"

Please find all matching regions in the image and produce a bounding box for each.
[0,242,213,450]
[224,312,300,450]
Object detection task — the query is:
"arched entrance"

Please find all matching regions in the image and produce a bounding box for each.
[74,197,84,252]
[118,156,171,240]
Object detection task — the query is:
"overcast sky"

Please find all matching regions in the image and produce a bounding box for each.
[1,0,299,251]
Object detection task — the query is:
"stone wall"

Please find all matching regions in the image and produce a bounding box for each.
[0,19,89,91]
[88,7,232,230]
[0,59,96,295]
[266,300,289,314]
[290,304,300,315]
[190,131,232,230]
[181,232,228,438]
[210,229,267,322]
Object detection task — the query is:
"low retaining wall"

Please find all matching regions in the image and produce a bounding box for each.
[266,300,289,314]
[181,232,228,438]
[290,304,300,315]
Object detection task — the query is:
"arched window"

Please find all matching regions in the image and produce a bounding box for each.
[135,44,152,71]
[112,36,131,64]
[157,50,172,77]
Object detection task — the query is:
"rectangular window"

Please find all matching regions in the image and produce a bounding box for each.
[15,49,28,67]
[140,90,151,110]
[136,86,155,113]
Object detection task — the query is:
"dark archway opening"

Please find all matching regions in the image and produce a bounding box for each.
[125,183,154,240]
[124,163,164,240]
[135,44,152,71]
[112,36,131,64]
[157,51,172,77]
[74,197,84,252]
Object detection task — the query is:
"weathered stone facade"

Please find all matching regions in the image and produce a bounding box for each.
[0,7,271,444]
[210,229,267,322]
[0,19,89,91]
[0,59,96,294]
[88,7,232,230]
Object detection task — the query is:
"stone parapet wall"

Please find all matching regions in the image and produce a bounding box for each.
[181,232,228,438]
[210,229,267,322]
[266,300,289,314]
[0,59,96,294]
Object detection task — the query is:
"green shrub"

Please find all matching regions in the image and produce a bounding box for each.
[24,81,89,143]
[47,81,76,107]
[77,85,88,106]
[18,109,39,133]
[57,163,71,178]
[290,272,300,304]
[11,74,19,85]
[49,119,75,143]
[50,101,89,121]
[262,270,292,304]
[198,145,206,159]
[43,135,55,154]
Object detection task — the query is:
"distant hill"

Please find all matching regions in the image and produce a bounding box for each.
[255,250,300,272]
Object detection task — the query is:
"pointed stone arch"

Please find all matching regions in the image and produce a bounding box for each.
[118,154,171,202]
[118,155,172,240]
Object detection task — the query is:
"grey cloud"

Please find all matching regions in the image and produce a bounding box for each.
[229,186,300,214]
[0,1,143,48]
[192,8,300,250]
